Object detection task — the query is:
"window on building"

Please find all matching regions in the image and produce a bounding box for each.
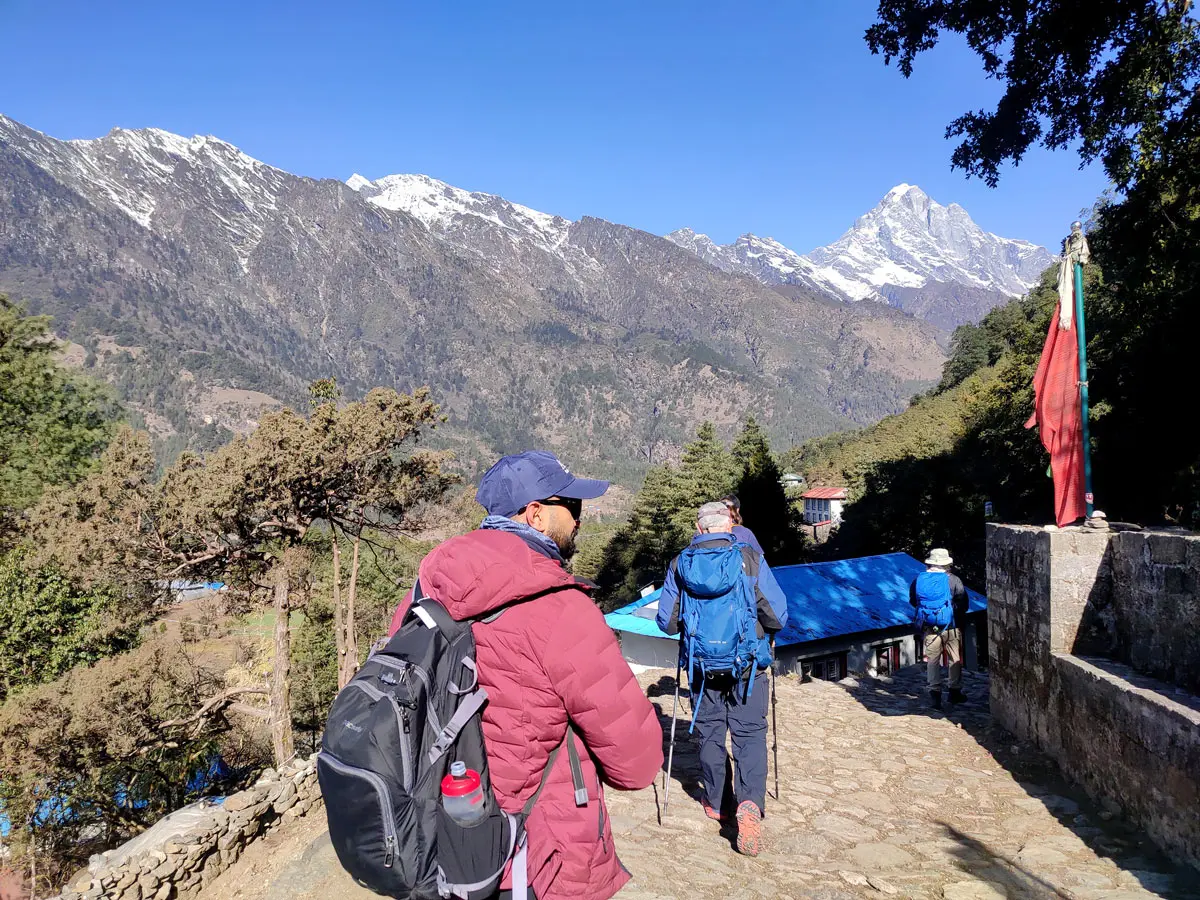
[874,643,901,676]
[802,653,847,682]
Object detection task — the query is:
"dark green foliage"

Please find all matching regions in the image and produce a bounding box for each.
[677,422,740,514]
[593,421,810,609]
[1085,138,1200,526]
[861,0,1200,537]
[0,550,145,701]
[731,417,807,565]
[593,465,695,609]
[0,296,118,538]
[867,0,1200,191]
[593,423,739,608]
[792,278,1064,580]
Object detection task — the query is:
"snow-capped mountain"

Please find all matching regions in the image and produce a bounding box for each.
[667,184,1056,330]
[8,119,288,272]
[0,112,950,468]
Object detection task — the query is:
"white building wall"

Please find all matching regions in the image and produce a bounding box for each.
[614,621,983,679]
[616,632,679,670]
[776,634,919,677]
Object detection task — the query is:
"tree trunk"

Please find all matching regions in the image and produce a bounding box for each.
[270,568,294,766]
[344,531,362,684]
[331,529,348,689]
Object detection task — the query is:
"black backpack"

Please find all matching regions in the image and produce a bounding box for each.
[317,581,585,900]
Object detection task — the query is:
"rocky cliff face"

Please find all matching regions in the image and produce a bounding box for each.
[0,113,947,475]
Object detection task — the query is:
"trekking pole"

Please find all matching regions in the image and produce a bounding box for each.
[663,655,682,812]
[770,639,780,802]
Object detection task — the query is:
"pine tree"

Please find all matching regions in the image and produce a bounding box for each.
[678,422,739,516]
[0,296,118,543]
[593,464,690,608]
[594,422,742,609]
[732,417,807,565]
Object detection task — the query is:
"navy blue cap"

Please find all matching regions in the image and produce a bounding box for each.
[476,450,609,518]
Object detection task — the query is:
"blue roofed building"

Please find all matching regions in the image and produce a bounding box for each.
[604,552,988,680]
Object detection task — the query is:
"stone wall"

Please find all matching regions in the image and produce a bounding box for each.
[54,754,322,900]
[986,523,1200,870]
[1104,530,1200,693]
[1052,654,1200,858]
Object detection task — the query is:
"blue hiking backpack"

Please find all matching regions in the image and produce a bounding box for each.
[912,571,954,629]
[675,540,760,730]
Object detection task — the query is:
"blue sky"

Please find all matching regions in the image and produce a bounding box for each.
[2,0,1106,252]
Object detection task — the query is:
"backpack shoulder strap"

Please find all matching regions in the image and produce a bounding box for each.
[522,724,587,816]
[406,578,456,632]
[411,578,589,809]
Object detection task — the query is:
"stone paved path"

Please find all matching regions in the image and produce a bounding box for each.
[196,666,1200,900]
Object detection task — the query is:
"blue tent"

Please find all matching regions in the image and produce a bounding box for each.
[605,552,986,648]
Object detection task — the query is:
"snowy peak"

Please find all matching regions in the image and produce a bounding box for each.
[664,228,731,270]
[667,184,1056,326]
[810,183,1053,298]
[0,116,286,271]
[347,172,571,252]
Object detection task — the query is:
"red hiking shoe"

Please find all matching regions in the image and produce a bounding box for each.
[735,800,762,857]
[702,801,727,822]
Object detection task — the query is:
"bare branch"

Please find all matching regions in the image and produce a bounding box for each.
[158,687,269,730]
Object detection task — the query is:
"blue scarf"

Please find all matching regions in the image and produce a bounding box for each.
[480,515,563,563]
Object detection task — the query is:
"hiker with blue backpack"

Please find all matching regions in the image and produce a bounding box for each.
[909,547,970,710]
[655,501,788,858]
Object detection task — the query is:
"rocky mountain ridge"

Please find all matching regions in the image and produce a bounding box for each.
[0,112,946,480]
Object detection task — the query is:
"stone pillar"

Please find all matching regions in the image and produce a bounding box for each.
[984,524,1113,750]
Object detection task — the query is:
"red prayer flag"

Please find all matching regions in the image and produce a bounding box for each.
[1025,307,1087,527]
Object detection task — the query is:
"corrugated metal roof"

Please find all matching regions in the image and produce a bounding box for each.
[773,552,986,645]
[605,552,986,648]
[802,487,848,500]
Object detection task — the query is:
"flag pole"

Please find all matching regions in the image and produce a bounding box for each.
[1069,221,1095,518]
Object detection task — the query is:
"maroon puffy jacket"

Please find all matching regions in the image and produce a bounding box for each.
[387,529,663,900]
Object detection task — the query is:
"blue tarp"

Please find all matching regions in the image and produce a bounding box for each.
[0,752,233,837]
[605,552,986,648]
[604,588,677,641]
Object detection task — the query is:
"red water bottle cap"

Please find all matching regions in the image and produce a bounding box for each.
[441,761,481,797]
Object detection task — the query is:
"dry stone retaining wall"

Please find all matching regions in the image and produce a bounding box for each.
[54,754,322,900]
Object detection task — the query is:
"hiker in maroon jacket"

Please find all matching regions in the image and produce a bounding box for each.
[388,451,663,900]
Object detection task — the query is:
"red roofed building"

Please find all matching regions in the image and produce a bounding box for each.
[802,486,847,525]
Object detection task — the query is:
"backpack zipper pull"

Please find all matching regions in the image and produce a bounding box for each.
[384,834,395,867]
[402,710,411,733]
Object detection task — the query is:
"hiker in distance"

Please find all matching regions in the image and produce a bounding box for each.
[722,493,764,557]
[389,451,663,900]
[910,547,970,710]
[656,501,787,857]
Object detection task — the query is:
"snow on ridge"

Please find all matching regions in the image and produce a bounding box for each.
[21,122,286,269]
[353,172,571,251]
[669,183,1055,304]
